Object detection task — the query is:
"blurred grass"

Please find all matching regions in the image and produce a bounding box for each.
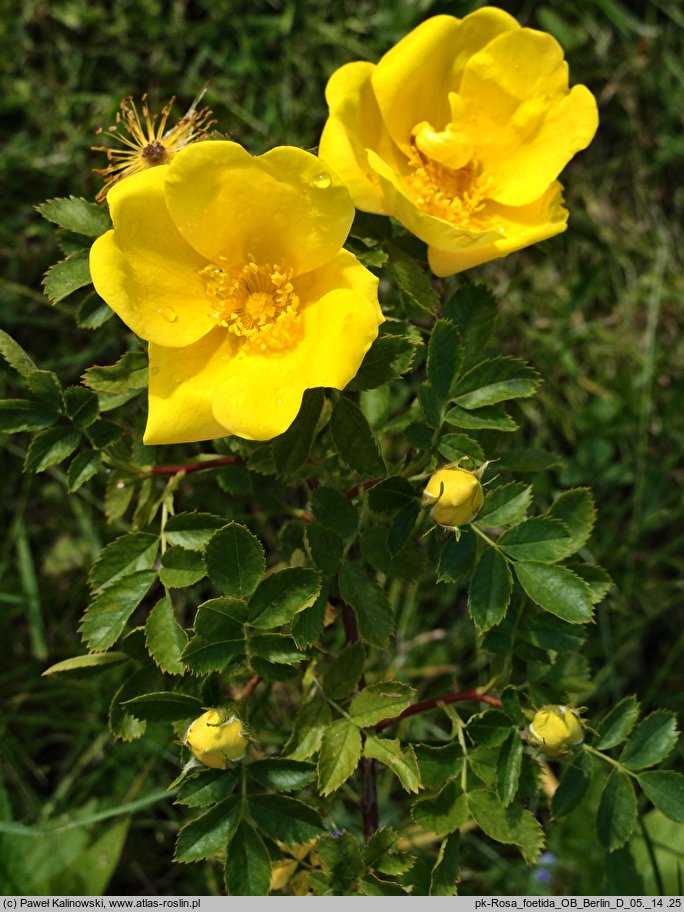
[1,0,683,894]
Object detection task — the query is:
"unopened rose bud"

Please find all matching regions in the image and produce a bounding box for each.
[528,705,584,758]
[184,708,248,769]
[422,466,485,529]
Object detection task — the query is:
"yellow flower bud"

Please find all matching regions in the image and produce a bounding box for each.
[184,708,248,769]
[528,705,584,758]
[422,466,485,529]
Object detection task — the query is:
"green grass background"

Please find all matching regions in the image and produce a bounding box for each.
[0,0,682,895]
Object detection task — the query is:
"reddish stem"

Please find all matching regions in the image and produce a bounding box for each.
[237,674,262,701]
[147,455,243,476]
[376,689,502,731]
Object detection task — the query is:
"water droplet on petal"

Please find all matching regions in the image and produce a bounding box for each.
[311,172,331,189]
[172,375,181,384]
[157,306,177,323]
[498,226,505,234]
[277,397,283,406]
[150,366,159,375]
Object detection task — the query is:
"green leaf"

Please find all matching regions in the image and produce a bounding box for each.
[442,284,497,368]
[499,517,572,562]
[597,771,637,851]
[194,597,246,635]
[519,610,586,652]
[292,588,328,647]
[546,488,596,557]
[453,356,540,409]
[79,570,156,651]
[364,736,422,793]
[0,328,38,378]
[364,828,415,875]
[67,450,101,492]
[412,781,469,836]
[414,743,463,789]
[619,711,679,770]
[176,768,241,808]
[311,486,358,539]
[515,561,594,624]
[317,719,362,795]
[286,697,331,761]
[175,797,241,863]
[595,695,641,749]
[387,501,419,556]
[551,753,592,818]
[468,547,512,632]
[638,771,684,823]
[331,396,386,477]
[247,759,316,792]
[0,399,59,433]
[479,484,532,527]
[272,388,324,474]
[324,642,365,700]
[430,833,460,896]
[349,334,416,390]
[248,795,324,843]
[108,666,158,742]
[445,404,517,432]
[500,687,525,726]
[42,250,91,304]
[467,789,545,864]
[225,822,271,896]
[306,522,344,576]
[249,634,307,665]
[248,568,321,629]
[350,681,414,727]
[24,427,81,473]
[159,547,206,588]
[338,562,394,647]
[25,369,62,408]
[387,244,439,313]
[437,531,476,585]
[42,652,128,676]
[78,292,114,330]
[317,832,365,895]
[83,352,148,395]
[123,691,202,722]
[368,476,416,513]
[205,522,265,600]
[145,596,188,675]
[571,562,613,604]
[64,386,99,428]
[37,196,112,236]
[436,432,485,464]
[427,319,463,400]
[89,533,158,593]
[467,711,514,747]
[164,512,226,551]
[497,730,523,807]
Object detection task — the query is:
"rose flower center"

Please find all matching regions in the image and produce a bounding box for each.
[405,121,491,227]
[200,260,300,352]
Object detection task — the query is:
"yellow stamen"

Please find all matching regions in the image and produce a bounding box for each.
[201,261,301,353]
[405,128,491,227]
[92,92,216,202]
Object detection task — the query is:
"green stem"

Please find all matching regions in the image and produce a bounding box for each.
[583,744,640,780]
[471,522,504,554]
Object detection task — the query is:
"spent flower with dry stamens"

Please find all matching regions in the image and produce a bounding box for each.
[92,92,216,202]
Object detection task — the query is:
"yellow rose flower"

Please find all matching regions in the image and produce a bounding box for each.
[528,705,584,759]
[185,708,249,769]
[89,141,383,443]
[318,7,598,276]
[422,465,484,529]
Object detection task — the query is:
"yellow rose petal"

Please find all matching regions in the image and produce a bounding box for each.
[318,61,393,215]
[89,167,214,347]
[145,329,239,444]
[371,15,462,155]
[427,181,567,275]
[460,29,599,206]
[165,141,354,276]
